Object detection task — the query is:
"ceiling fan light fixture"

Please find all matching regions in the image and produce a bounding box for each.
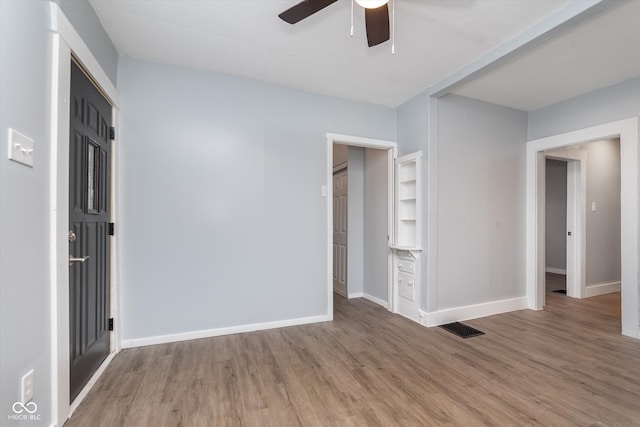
[355,0,389,9]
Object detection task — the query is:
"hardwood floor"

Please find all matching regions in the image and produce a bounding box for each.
[65,293,640,426]
[545,272,567,293]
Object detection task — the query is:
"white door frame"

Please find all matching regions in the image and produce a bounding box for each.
[544,150,587,299]
[326,133,397,318]
[49,4,121,426]
[526,117,639,339]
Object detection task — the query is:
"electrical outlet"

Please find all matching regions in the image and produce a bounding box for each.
[21,370,34,404]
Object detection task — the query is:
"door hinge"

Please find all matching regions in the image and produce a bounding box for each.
[108,222,115,236]
[108,318,114,331]
[109,127,115,140]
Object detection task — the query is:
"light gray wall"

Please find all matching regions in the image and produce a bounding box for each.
[118,57,395,340]
[583,139,621,285]
[545,159,567,271]
[347,147,365,296]
[437,94,528,309]
[528,76,640,140]
[363,148,389,302]
[396,92,429,156]
[0,2,54,423]
[56,0,119,86]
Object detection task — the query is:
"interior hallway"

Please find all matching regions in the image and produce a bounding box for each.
[65,292,637,426]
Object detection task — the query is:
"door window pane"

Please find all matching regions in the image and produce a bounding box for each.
[87,142,99,212]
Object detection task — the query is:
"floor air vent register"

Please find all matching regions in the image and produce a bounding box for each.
[439,322,485,339]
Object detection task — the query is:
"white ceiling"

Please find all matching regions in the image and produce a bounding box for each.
[452,0,640,111]
[89,0,639,110]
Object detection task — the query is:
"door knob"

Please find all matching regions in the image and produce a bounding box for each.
[69,255,90,266]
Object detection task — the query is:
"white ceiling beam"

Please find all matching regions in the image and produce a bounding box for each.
[428,0,623,99]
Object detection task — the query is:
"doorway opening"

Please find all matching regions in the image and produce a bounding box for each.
[526,118,639,339]
[544,140,621,302]
[542,148,586,299]
[544,158,568,295]
[326,134,397,318]
[331,143,390,304]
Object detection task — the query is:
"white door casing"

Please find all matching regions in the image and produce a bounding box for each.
[333,170,348,296]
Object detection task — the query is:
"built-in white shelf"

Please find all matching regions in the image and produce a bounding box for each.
[393,151,423,322]
[399,161,416,182]
[395,152,422,249]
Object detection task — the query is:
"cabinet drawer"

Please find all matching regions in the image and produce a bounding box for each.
[398,271,415,301]
[397,258,415,274]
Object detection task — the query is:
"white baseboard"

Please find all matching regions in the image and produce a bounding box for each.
[397,309,423,325]
[545,267,566,275]
[120,314,332,349]
[421,296,529,327]
[396,297,422,324]
[584,281,621,298]
[363,293,388,308]
[348,292,364,299]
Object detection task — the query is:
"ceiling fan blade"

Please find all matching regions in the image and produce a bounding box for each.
[365,4,390,47]
[279,0,339,24]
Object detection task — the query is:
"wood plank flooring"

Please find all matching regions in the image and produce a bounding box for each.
[545,272,567,293]
[65,293,640,426]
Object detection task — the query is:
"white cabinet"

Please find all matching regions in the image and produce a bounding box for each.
[397,258,415,274]
[397,260,415,301]
[391,151,423,323]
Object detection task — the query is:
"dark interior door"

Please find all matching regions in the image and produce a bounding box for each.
[69,60,112,401]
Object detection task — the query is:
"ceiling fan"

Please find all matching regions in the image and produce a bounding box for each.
[279,0,392,48]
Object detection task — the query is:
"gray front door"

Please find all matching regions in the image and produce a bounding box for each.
[69,60,112,400]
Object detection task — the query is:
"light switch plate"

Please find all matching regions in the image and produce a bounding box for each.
[8,128,34,167]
